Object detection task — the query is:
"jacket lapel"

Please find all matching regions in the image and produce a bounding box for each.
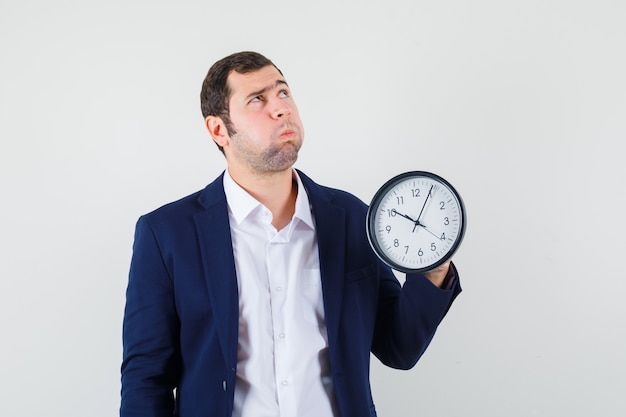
[298,171,346,355]
[193,173,239,372]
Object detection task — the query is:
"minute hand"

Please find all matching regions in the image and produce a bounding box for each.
[412,185,434,232]
[417,185,434,221]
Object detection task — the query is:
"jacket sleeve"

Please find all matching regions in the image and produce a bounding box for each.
[371,261,461,370]
[120,216,181,417]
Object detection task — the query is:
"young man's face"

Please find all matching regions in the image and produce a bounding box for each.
[222,65,304,174]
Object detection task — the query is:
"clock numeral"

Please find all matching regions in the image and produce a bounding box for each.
[440,232,445,241]
[385,225,391,233]
[394,239,400,248]
[404,245,409,254]
[439,201,445,210]
[443,217,450,226]
[411,188,421,198]
[418,248,424,257]
[431,243,437,251]
[396,196,404,205]
[387,209,397,218]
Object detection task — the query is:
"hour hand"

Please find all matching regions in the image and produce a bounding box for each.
[391,209,416,223]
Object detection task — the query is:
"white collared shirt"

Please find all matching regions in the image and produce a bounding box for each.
[223,169,338,417]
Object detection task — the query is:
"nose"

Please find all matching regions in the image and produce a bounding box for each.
[270,100,291,120]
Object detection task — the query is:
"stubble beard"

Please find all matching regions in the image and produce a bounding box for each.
[258,141,300,173]
[230,125,303,176]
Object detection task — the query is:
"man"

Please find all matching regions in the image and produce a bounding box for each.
[121,51,461,417]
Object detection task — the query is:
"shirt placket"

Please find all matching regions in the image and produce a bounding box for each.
[264,212,297,416]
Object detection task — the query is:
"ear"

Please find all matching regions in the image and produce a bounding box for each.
[205,115,229,149]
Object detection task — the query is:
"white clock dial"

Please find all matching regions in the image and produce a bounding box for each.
[367,172,466,273]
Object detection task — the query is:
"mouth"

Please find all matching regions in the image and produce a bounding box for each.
[278,127,297,139]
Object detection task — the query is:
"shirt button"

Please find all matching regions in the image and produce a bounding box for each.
[281,380,288,387]
[276,286,283,292]
[279,333,286,339]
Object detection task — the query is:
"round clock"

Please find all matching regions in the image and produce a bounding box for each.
[366,171,466,273]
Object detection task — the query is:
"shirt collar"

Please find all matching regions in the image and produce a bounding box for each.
[223,169,315,230]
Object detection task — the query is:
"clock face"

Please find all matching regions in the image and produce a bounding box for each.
[367,171,466,273]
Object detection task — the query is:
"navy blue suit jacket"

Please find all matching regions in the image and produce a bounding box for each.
[121,170,461,417]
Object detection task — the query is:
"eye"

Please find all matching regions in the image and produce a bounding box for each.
[278,89,290,98]
[249,95,262,103]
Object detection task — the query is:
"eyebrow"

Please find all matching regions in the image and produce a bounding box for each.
[244,79,289,101]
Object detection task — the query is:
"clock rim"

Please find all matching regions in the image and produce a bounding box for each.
[366,171,466,274]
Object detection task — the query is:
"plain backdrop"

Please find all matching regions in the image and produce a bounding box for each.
[1,1,625,416]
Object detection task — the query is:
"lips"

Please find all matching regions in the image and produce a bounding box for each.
[280,129,295,138]
[278,125,297,138]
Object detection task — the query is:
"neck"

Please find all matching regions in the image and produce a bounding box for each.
[228,166,298,230]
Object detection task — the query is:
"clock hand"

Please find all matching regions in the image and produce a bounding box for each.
[412,185,434,233]
[394,209,427,234]
[410,219,444,240]
[421,225,444,240]
[391,209,416,223]
[416,185,434,222]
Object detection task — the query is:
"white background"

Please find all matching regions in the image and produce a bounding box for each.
[1,1,625,416]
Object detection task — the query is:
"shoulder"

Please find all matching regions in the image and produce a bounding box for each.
[140,172,226,225]
[297,169,367,211]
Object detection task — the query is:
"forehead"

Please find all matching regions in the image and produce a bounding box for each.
[227,65,286,98]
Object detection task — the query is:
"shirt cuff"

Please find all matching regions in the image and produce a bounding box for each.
[440,262,458,290]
